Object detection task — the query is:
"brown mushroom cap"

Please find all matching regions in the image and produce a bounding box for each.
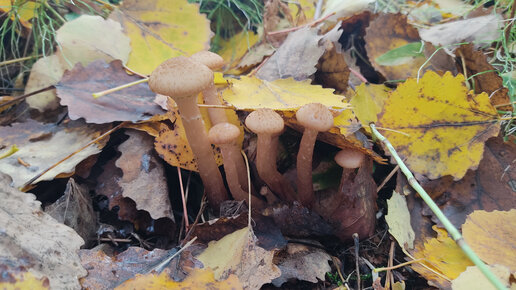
[208,123,240,145]
[148,56,213,98]
[296,103,334,132]
[334,149,365,169]
[190,51,224,70]
[245,108,284,135]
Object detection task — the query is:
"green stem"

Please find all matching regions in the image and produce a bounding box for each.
[42,0,66,24]
[369,123,508,290]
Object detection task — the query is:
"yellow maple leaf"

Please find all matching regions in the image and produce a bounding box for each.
[116,268,242,290]
[376,71,499,180]
[109,0,212,75]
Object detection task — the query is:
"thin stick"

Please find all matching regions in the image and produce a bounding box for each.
[385,241,395,289]
[353,233,361,290]
[147,237,197,274]
[349,68,368,83]
[377,164,399,193]
[369,123,507,290]
[92,78,149,98]
[123,64,148,78]
[241,150,252,228]
[494,101,516,108]
[0,55,40,67]
[177,167,190,231]
[0,85,54,110]
[21,122,126,191]
[267,12,336,36]
[375,258,424,272]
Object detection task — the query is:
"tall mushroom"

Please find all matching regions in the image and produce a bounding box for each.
[245,108,296,202]
[208,122,266,209]
[149,56,228,208]
[295,103,334,208]
[190,51,227,125]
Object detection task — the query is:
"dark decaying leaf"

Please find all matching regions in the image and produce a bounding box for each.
[56,60,164,124]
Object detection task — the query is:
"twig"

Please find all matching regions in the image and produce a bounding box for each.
[266,12,336,36]
[123,64,148,78]
[353,233,361,290]
[241,149,252,227]
[21,122,126,191]
[369,123,508,290]
[177,167,190,231]
[92,78,149,98]
[377,164,399,193]
[149,237,197,274]
[375,258,424,272]
[0,55,40,67]
[0,85,55,110]
[385,240,395,289]
[349,68,369,83]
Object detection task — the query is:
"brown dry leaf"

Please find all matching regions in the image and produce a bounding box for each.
[421,137,516,229]
[196,227,281,289]
[0,174,87,289]
[423,42,458,74]
[116,267,242,290]
[0,120,108,188]
[45,178,97,245]
[411,226,473,289]
[365,13,427,80]
[25,15,131,111]
[56,60,164,124]
[314,41,350,92]
[456,44,511,110]
[79,245,204,289]
[115,130,174,221]
[257,24,343,81]
[263,0,295,46]
[452,265,513,290]
[272,242,331,286]
[462,210,516,274]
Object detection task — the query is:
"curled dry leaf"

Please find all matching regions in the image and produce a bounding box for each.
[0,119,108,188]
[365,13,427,80]
[314,41,350,92]
[109,0,212,75]
[56,60,164,124]
[0,174,87,289]
[376,71,500,181]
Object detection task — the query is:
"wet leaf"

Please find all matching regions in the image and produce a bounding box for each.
[109,0,212,75]
[462,210,516,273]
[386,191,415,250]
[196,227,281,289]
[116,267,242,290]
[0,174,87,289]
[0,120,108,188]
[56,60,164,124]
[365,13,427,80]
[376,71,500,180]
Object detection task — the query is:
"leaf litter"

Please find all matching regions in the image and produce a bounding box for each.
[1,0,516,289]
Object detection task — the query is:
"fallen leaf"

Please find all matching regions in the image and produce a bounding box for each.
[376,71,500,180]
[349,83,391,131]
[272,241,331,286]
[56,60,164,124]
[237,42,276,71]
[456,43,511,110]
[365,13,427,80]
[109,0,212,75]
[421,137,516,228]
[116,267,242,290]
[0,120,108,188]
[116,129,174,221]
[321,0,374,21]
[386,191,415,250]
[45,178,97,245]
[196,227,281,289]
[462,210,516,273]
[0,174,87,289]
[452,265,513,290]
[419,14,503,48]
[0,0,40,28]
[257,24,342,81]
[25,15,131,111]
[314,41,350,92]
[288,0,317,23]
[411,226,473,289]
[0,270,49,290]
[217,29,260,73]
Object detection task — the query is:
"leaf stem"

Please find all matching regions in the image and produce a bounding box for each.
[369,123,507,290]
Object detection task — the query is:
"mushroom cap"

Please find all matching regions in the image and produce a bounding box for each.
[296,103,334,132]
[334,149,365,169]
[190,51,224,70]
[208,122,240,145]
[149,56,213,98]
[245,108,284,135]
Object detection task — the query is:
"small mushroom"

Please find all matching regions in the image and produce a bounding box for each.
[190,51,227,125]
[295,103,334,208]
[245,108,296,202]
[149,56,228,208]
[209,123,266,209]
[334,149,365,194]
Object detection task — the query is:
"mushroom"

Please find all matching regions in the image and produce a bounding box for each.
[245,108,296,202]
[295,103,334,208]
[190,51,227,125]
[334,149,365,195]
[149,56,228,208]
[208,122,266,209]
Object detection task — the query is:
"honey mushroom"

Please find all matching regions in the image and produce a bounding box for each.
[149,56,228,208]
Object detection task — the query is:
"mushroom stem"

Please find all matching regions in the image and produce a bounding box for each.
[174,96,228,206]
[296,128,319,207]
[203,84,227,125]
